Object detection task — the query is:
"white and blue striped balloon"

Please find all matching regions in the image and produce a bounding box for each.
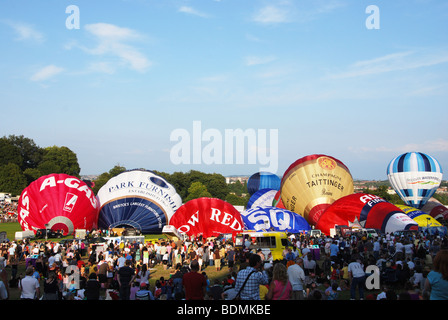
[387,152,443,209]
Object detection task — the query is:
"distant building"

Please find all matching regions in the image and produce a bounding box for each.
[225,176,249,184]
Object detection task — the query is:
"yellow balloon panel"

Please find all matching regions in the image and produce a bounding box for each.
[281,155,354,225]
[396,204,442,227]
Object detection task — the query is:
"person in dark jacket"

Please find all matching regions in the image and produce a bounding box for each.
[85,273,101,300]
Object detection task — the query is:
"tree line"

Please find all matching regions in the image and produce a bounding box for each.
[0,135,250,206]
[91,165,250,206]
[1,134,446,207]
[0,135,80,195]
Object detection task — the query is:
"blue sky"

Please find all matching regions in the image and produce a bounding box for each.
[1,0,447,180]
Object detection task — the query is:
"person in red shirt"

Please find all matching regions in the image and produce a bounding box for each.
[182,260,207,300]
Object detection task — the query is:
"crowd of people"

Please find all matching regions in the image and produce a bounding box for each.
[0,201,18,223]
[0,227,447,301]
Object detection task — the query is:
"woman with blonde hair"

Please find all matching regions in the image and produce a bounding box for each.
[266,263,292,300]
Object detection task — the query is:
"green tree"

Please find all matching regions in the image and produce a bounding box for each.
[92,165,127,194]
[0,137,23,168]
[38,146,80,177]
[2,135,43,170]
[23,168,43,184]
[185,181,212,202]
[225,193,250,206]
[203,173,229,200]
[0,163,27,195]
[362,185,404,205]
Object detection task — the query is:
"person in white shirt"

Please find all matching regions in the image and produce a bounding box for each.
[19,267,40,300]
[404,241,414,260]
[395,239,404,258]
[287,257,306,300]
[48,254,56,269]
[348,257,365,300]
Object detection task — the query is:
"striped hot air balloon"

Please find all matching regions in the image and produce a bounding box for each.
[387,152,443,209]
[247,172,281,196]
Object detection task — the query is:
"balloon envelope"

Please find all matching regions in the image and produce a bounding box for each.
[396,204,442,228]
[280,154,354,226]
[421,198,448,220]
[387,152,443,209]
[247,172,281,196]
[316,193,419,235]
[169,197,244,239]
[247,189,277,209]
[97,170,182,234]
[241,206,311,233]
[272,190,286,209]
[18,173,100,235]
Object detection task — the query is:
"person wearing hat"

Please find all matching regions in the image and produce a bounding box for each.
[19,267,40,300]
[135,282,155,300]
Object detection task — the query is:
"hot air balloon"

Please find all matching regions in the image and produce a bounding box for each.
[97,170,182,234]
[387,152,443,209]
[272,190,286,209]
[247,189,277,209]
[169,197,244,239]
[280,154,354,226]
[421,198,448,221]
[396,205,443,228]
[17,173,100,235]
[241,206,311,233]
[247,172,281,196]
[315,193,419,235]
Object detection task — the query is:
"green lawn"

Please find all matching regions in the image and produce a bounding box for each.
[1,222,22,242]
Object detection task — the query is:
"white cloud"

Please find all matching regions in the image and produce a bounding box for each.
[252,5,290,24]
[245,55,277,66]
[178,6,210,18]
[82,23,151,73]
[5,21,44,42]
[327,50,448,79]
[252,1,347,25]
[30,65,64,82]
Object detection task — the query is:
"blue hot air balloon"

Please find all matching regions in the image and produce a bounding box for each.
[241,206,311,233]
[387,152,443,209]
[247,189,277,209]
[97,170,182,234]
[247,172,281,196]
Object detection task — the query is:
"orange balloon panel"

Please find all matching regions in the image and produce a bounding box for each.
[280,154,354,226]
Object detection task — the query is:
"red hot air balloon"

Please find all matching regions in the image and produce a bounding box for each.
[18,173,100,235]
[422,198,448,221]
[272,190,286,209]
[169,197,244,239]
[316,193,418,236]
